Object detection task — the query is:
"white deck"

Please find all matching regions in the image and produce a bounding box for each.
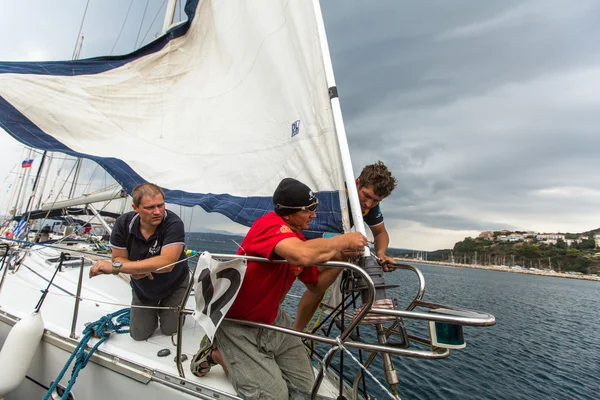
[0,245,343,399]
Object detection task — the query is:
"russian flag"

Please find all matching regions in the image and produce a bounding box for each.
[21,159,33,168]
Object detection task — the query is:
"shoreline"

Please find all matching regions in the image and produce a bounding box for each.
[394,258,600,282]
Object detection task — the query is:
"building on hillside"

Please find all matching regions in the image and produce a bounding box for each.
[524,231,537,238]
[478,231,494,241]
[536,233,565,241]
[594,235,600,248]
[507,233,524,242]
[565,239,580,247]
[540,239,558,245]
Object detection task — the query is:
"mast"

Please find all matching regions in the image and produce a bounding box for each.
[310,0,368,249]
[162,0,178,32]
[68,158,82,199]
[311,1,400,397]
[23,151,47,216]
[34,153,53,210]
[67,33,85,200]
[13,148,33,216]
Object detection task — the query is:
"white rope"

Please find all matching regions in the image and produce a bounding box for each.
[154,253,198,272]
[14,282,180,310]
[323,336,400,400]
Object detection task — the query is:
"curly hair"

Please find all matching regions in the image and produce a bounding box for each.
[132,183,165,206]
[357,161,397,198]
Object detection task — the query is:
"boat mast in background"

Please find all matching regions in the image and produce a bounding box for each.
[13,148,33,216]
[162,0,178,32]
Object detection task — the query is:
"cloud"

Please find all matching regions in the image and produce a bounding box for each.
[2,1,600,251]
[319,0,600,249]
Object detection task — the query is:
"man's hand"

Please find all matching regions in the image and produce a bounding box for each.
[343,232,369,253]
[131,273,154,280]
[377,254,397,272]
[89,259,112,278]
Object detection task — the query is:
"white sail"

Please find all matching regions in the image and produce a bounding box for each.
[0,0,346,234]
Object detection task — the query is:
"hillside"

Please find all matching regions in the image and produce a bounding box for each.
[446,229,600,274]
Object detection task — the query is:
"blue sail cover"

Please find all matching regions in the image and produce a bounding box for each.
[0,0,347,235]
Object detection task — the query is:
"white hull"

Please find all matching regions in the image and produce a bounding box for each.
[0,245,343,399]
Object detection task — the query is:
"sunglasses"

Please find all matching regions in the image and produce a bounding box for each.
[275,200,319,212]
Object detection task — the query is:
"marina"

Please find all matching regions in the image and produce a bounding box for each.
[396,258,600,282]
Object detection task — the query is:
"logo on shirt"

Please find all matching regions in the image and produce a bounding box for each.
[290,265,303,276]
[149,239,161,256]
[280,225,292,234]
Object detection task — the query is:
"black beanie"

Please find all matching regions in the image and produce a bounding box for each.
[273,178,317,216]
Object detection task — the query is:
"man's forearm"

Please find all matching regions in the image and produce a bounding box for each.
[288,235,363,265]
[374,230,390,257]
[115,256,179,274]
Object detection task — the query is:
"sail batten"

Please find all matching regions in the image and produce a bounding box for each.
[0,0,346,234]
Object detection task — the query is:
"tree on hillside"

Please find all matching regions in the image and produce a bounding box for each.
[516,243,541,260]
[578,238,595,250]
[453,238,477,253]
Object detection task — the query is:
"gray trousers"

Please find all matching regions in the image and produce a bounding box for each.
[215,309,315,399]
[130,275,189,341]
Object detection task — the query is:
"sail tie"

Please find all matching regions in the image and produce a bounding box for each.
[42,308,131,400]
[323,336,400,400]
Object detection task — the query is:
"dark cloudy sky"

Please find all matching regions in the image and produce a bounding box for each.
[1,0,599,250]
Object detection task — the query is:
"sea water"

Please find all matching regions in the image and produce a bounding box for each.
[186,233,599,400]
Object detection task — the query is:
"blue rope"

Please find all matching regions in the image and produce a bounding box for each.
[42,308,130,400]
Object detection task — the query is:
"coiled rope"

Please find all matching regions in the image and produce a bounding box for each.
[42,308,131,400]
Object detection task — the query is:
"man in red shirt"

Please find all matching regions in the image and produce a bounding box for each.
[191,178,367,399]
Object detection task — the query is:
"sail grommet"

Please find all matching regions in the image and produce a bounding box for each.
[328,86,339,99]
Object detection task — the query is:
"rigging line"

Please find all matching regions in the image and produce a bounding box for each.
[134,0,151,50]
[81,164,101,194]
[20,286,178,310]
[3,148,28,217]
[22,264,75,298]
[28,160,79,230]
[110,0,134,55]
[4,236,199,274]
[52,195,115,246]
[71,0,91,60]
[12,280,178,310]
[185,206,194,247]
[323,337,399,400]
[3,238,111,259]
[139,0,168,47]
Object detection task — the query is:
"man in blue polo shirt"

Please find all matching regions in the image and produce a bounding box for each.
[89,183,189,340]
[350,161,397,268]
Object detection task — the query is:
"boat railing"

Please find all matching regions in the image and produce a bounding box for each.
[174,254,375,381]
[0,242,496,399]
[173,254,495,399]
